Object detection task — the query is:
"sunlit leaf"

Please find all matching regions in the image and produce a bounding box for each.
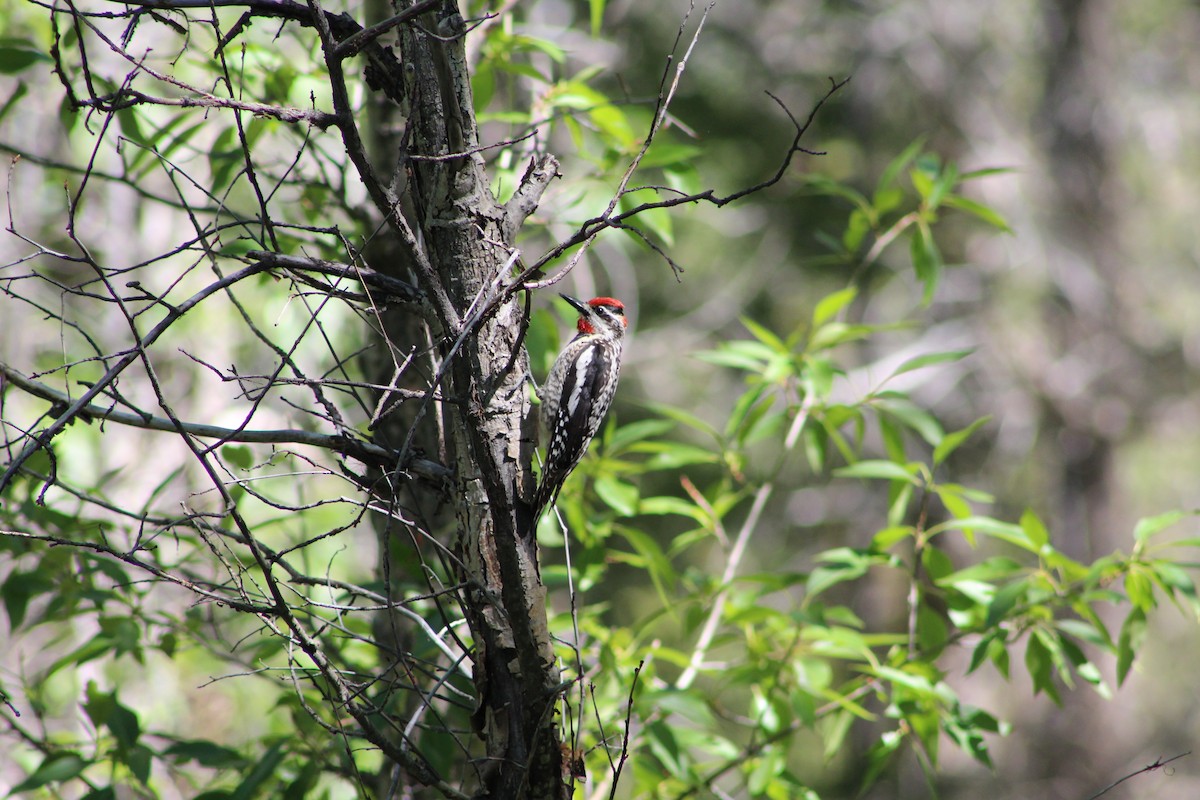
[594,475,638,516]
[943,194,1013,233]
[834,459,919,484]
[812,287,858,328]
[1133,509,1194,543]
[1019,508,1050,549]
[932,416,992,467]
[890,348,973,379]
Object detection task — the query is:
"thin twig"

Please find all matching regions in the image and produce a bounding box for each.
[0,362,449,482]
[524,1,714,290]
[521,76,849,288]
[1084,752,1190,800]
[607,662,644,800]
[676,393,814,690]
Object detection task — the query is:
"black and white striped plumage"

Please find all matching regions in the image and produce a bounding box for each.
[533,294,627,523]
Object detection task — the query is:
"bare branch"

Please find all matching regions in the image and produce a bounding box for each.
[524,1,715,289]
[0,361,451,481]
[246,250,427,308]
[0,528,280,615]
[331,0,440,60]
[79,86,340,128]
[523,76,850,285]
[1085,752,1191,800]
[675,393,815,691]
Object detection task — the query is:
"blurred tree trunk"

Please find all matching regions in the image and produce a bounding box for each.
[1035,0,1122,563]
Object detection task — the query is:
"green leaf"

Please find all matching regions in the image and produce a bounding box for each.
[164,739,248,769]
[843,208,871,253]
[801,173,872,213]
[1019,508,1050,549]
[943,194,1013,233]
[922,545,955,581]
[644,719,687,778]
[944,705,1001,768]
[593,475,638,516]
[833,460,920,484]
[209,126,242,192]
[637,496,705,522]
[878,413,906,464]
[1124,567,1156,611]
[1024,631,1060,704]
[618,187,673,245]
[725,383,769,440]
[84,684,141,753]
[222,444,254,470]
[1055,618,1110,649]
[821,709,855,762]
[3,568,54,628]
[926,160,959,211]
[1149,559,1200,614]
[230,742,286,800]
[742,316,790,354]
[876,396,944,446]
[859,729,904,793]
[615,525,676,598]
[876,138,925,200]
[639,139,703,169]
[910,220,942,304]
[959,166,1015,181]
[807,321,879,351]
[984,579,1027,628]
[10,753,89,793]
[126,744,153,784]
[937,516,1036,552]
[472,60,495,111]
[871,525,915,550]
[806,548,886,599]
[1116,608,1146,686]
[812,287,858,328]
[0,40,50,74]
[890,348,973,379]
[695,345,770,372]
[116,105,147,146]
[747,746,786,795]
[803,354,838,400]
[0,79,27,124]
[636,442,720,470]
[647,403,721,441]
[932,416,992,466]
[803,424,828,472]
[589,0,606,36]
[606,419,675,452]
[1133,509,1194,543]
[937,556,1023,588]
[917,604,948,654]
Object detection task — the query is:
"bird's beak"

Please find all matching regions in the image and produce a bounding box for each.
[559,294,589,314]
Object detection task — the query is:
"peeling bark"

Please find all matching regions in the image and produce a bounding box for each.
[363,1,564,796]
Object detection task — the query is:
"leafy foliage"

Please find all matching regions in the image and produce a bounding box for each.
[2,2,1199,799]
[531,150,1200,797]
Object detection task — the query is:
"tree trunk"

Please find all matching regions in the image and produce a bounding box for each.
[365,3,564,796]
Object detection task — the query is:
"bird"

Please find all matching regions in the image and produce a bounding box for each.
[530,294,628,528]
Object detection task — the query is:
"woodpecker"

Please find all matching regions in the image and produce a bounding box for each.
[532,294,628,525]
